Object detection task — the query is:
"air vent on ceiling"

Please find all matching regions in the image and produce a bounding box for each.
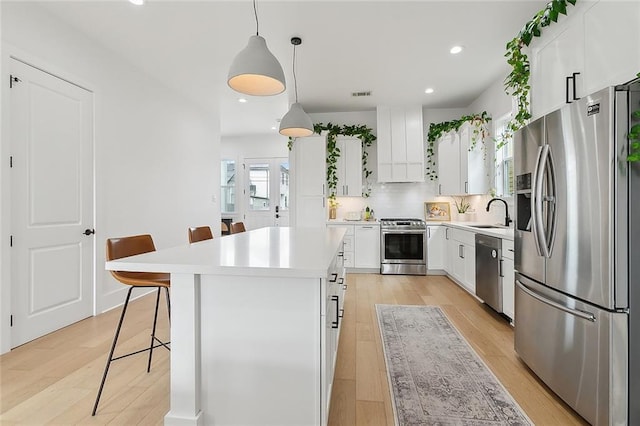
[351,91,372,97]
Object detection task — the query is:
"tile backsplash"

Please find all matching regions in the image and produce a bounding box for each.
[332,181,513,226]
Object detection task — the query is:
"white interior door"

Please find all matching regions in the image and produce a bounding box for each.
[10,59,94,348]
[244,158,290,230]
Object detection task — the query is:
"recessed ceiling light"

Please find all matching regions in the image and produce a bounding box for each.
[271,126,277,130]
[425,88,435,94]
[129,0,144,5]
[450,45,463,55]
[238,98,248,103]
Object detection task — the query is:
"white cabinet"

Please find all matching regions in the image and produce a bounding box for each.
[328,224,354,268]
[327,222,380,270]
[437,123,488,195]
[427,225,446,272]
[376,105,424,183]
[354,224,380,268]
[444,227,476,294]
[291,134,326,227]
[501,239,515,322]
[530,0,640,119]
[335,137,362,197]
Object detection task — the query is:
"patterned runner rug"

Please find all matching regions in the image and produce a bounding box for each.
[376,304,532,425]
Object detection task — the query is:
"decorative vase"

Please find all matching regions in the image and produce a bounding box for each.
[329,207,337,219]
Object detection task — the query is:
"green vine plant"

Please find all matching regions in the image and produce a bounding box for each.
[288,122,377,198]
[628,72,640,162]
[504,0,577,138]
[425,111,491,181]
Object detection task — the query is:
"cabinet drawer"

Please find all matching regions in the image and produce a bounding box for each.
[449,227,475,246]
[343,251,354,268]
[502,239,514,260]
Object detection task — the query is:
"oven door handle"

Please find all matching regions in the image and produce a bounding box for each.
[381,230,427,235]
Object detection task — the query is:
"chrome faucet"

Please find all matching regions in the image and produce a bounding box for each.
[486,198,512,227]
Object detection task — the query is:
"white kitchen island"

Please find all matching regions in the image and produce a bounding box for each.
[105,227,347,426]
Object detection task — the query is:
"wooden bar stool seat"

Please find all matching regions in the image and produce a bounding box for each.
[92,234,170,416]
[188,226,213,243]
[230,221,246,234]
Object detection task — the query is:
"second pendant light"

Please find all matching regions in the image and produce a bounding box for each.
[279,37,314,138]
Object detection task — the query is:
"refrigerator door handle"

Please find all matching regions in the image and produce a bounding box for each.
[517,280,596,322]
[535,145,552,258]
[531,145,546,256]
[545,147,558,256]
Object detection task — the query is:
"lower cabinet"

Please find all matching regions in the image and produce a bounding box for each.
[354,224,380,268]
[444,227,476,294]
[322,242,346,424]
[427,225,445,272]
[501,239,515,322]
[327,222,380,270]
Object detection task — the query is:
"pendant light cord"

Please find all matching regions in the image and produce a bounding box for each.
[253,0,259,35]
[292,44,299,103]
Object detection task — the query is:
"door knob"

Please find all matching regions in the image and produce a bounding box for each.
[83,228,95,236]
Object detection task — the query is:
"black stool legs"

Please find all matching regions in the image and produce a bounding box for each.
[92,287,170,416]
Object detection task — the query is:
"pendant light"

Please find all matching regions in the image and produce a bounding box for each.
[279,37,314,137]
[227,0,286,96]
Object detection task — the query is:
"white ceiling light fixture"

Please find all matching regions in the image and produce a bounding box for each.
[227,0,286,96]
[425,88,434,94]
[129,0,144,5]
[279,37,313,138]
[450,45,463,54]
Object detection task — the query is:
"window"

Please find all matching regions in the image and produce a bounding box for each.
[494,114,514,197]
[221,160,236,213]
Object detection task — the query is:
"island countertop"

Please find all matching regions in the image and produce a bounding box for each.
[105,226,347,279]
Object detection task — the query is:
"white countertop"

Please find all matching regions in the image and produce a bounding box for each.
[327,219,380,226]
[426,221,515,240]
[105,227,347,279]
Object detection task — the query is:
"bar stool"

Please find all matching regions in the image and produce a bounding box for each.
[92,234,171,416]
[188,226,213,243]
[230,221,246,234]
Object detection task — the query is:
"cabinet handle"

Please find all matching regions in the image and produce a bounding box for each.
[346,185,349,194]
[572,72,580,100]
[427,227,431,238]
[331,295,340,328]
[338,251,344,257]
[322,184,325,195]
[465,181,468,194]
[338,277,344,285]
[439,184,442,195]
[330,273,338,282]
[445,228,449,240]
[459,244,464,259]
[566,75,572,104]
[361,226,373,229]
[339,308,344,319]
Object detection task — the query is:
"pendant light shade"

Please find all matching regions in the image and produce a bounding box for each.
[279,37,314,138]
[228,35,286,96]
[279,102,314,137]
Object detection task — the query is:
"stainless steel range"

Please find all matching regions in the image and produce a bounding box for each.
[380,218,427,275]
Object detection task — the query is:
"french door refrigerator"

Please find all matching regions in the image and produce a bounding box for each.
[514,79,639,426]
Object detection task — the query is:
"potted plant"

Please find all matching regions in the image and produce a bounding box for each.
[453,196,472,221]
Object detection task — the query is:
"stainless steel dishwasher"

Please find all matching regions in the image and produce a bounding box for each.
[475,234,502,313]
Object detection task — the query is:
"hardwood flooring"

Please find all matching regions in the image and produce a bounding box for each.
[0,274,588,425]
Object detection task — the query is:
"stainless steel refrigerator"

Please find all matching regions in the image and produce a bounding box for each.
[514,80,639,426]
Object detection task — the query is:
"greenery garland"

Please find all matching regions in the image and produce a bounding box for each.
[288,122,376,198]
[504,0,577,137]
[425,111,491,181]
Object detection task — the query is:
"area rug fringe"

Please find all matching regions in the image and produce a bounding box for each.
[376,304,533,426]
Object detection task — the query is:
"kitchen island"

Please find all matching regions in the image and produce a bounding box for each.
[105,227,347,426]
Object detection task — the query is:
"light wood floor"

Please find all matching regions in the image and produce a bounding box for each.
[0,274,588,425]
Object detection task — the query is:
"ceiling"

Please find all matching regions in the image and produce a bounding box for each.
[37,1,547,136]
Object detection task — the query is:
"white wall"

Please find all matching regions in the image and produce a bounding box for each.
[0,3,220,353]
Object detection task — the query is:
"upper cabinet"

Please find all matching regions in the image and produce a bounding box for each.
[376,105,424,183]
[335,137,362,197]
[290,134,326,227]
[437,122,488,196]
[530,0,640,119]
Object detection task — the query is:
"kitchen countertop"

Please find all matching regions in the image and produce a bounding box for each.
[427,221,515,241]
[105,226,347,278]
